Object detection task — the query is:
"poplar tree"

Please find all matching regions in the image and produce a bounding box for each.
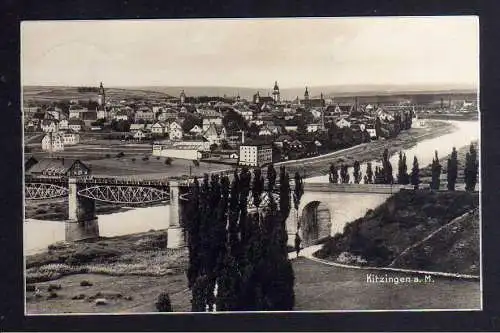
[382,148,394,184]
[431,150,442,190]
[329,163,339,184]
[397,151,409,185]
[411,156,420,189]
[447,147,458,191]
[340,164,350,184]
[293,172,304,230]
[366,162,373,184]
[353,160,362,184]
[464,143,478,192]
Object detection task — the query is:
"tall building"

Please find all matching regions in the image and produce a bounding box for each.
[239,144,272,167]
[272,81,280,103]
[97,82,105,107]
[180,90,186,104]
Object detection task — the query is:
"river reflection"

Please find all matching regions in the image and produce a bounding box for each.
[305,120,479,183]
[24,205,170,255]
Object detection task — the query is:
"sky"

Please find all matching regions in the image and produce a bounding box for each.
[21,17,479,89]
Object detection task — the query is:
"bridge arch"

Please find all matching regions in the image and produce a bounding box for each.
[299,201,332,246]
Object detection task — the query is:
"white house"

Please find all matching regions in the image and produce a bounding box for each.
[258,126,273,136]
[240,109,254,121]
[310,109,322,119]
[284,125,298,132]
[202,123,226,145]
[336,118,351,128]
[40,119,59,133]
[307,123,321,133]
[133,129,147,141]
[61,132,80,145]
[97,108,109,119]
[366,127,377,139]
[202,117,223,131]
[169,127,184,140]
[41,133,64,152]
[189,125,203,135]
[59,119,69,130]
[46,106,62,120]
[69,105,88,119]
[151,122,167,135]
[130,123,146,131]
[68,119,83,132]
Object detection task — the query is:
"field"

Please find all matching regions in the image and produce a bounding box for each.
[23,86,172,103]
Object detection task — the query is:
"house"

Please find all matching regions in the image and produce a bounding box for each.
[202,123,226,145]
[133,129,147,141]
[45,106,63,120]
[157,110,178,122]
[97,107,109,120]
[60,132,80,145]
[189,125,203,135]
[69,105,88,119]
[284,125,298,132]
[68,119,83,132]
[40,119,59,133]
[290,140,304,150]
[336,118,351,128]
[239,109,254,121]
[41,133,64,152]
[81,110,98,127]
[258,126,273,136]
[59,119,69,130]
[169,126,184,141]
[202,116,223,131]
[114,110,129,121]
[306,123,321,133]
[23,106,41,117]
[310,109,322,119]
[274,135,292,148]
[239,144,272,167]
[134,107,155,123]
[26,158,91,177]
[151,122,167,135]
[130,123,146,131]
[366,127,377,139]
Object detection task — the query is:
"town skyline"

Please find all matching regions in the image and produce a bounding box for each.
[22,17,478,89]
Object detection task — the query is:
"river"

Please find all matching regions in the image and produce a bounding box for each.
[24,120,479,255]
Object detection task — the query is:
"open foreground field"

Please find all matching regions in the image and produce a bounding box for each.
[25,229,480,314]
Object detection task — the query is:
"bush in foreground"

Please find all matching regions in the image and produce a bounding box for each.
[155,292,173,312]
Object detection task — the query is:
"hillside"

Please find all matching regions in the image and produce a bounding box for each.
[315,190,480,274]
[390,209,479,275]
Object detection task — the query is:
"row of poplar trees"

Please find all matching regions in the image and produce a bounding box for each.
[182,165,296,312]
[328,148,421,187]
[430,143,478,191]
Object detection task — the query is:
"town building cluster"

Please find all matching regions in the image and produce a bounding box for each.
[23,81,474,167]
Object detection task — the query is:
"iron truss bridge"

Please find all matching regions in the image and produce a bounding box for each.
[25,183,69,200]
[77,185,170,204]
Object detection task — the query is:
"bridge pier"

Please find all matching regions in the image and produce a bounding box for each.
[167,180,185,249]
[66,178,99,242]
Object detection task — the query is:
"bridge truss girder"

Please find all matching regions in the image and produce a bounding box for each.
[77,185,170,204]
[25,183,69,200]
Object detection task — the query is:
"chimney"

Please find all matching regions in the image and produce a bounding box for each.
[241,130,245,144]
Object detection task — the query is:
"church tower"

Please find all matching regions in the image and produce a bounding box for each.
[304,86,309,101]
[272,81,280,103]
[97,82,105,107]
[180,90,186,104]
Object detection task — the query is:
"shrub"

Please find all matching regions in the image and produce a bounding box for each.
[26,284,36,292]
[156,156,160,160]
[142,156,149,161]
[71,294,86,300]
[116,152,125,158]
[105,153,111,158]
[47,284,62,291]
[131,158,136,162]
[80,280,93,287]
[47,292,58,299]
[165,157,172,166]
[155,292,173,312]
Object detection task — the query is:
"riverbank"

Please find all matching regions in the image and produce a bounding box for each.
[276,120,455,178]
[26,230,191,313]
[315,190,480,275]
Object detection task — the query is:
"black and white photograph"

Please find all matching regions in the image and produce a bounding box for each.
[21,16,480,315]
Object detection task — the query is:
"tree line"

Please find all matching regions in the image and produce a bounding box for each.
[328,143,478,191]
[182,165,302,311]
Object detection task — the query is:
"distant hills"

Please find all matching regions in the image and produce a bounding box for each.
[23,83,477,103]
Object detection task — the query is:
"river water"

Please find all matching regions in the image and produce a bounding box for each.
[24,120,479,255]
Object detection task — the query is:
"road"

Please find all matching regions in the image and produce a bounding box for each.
[289,246,480,310]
